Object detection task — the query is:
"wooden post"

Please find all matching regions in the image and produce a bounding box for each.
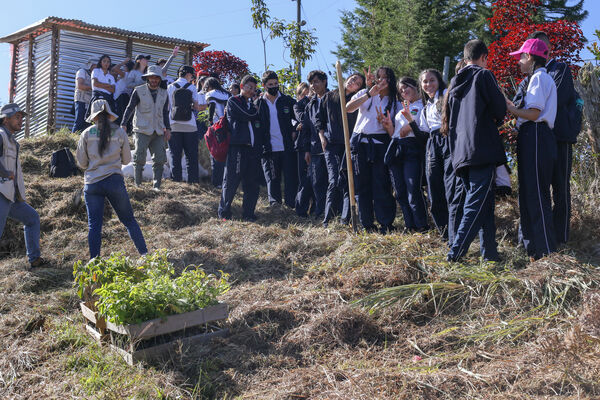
[126,38,132,59]
[335,61,359,233]
[8,43,17,103]
[186,47,192,66]
[24,35,34,138]
[47,26,59,134]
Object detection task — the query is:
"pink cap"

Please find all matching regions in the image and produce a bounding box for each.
[509,38,549,60]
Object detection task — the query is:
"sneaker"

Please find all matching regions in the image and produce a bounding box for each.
[152,187,161,193]
[30,257,47,268]
[242,214,257,222]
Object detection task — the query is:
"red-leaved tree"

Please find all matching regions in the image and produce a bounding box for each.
[487,0,584,95]
[193,50,250,86]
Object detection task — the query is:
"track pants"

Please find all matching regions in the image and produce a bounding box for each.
[517,121,557,259]
[389,137,429,231]
[447,164,498,261]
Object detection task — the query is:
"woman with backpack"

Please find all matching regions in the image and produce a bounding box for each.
[76,99,147,259]
[203,77,230,187]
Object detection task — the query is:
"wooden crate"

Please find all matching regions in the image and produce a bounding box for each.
[80,302,228,365]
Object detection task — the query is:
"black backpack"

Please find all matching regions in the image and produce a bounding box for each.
[170,82,193,121]
[50,148,79,178]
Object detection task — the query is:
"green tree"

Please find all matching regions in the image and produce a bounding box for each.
[250,0,318,80]
[334,0,482,78]
[334,0,588,78]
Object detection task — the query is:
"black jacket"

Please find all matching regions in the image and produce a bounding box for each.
[301,94,326,155]
[314,90,356,145]
[447,65,507,172]
[226,95,265,148]
[255,92,297,153]
[513,59,578,143]
[293,96,311,152]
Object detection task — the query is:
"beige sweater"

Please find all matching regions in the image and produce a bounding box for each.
[76,125,131,185]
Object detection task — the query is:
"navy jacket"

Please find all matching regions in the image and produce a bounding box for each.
[447,64,507,172]
[513,59,578,143]
[255,92,297,153]
[226,95,265,148]
[314,91,356,145]
[300,94,326,155]
[293,96,311,152]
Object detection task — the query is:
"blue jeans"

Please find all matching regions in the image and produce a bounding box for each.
[169,131,199,183]
[72,101,90,133]
[0,195,41,263]
[84,174,147,259]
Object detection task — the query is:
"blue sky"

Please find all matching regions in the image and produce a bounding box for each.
[0,0,598,104]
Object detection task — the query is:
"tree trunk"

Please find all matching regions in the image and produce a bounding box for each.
[575,63,600,174]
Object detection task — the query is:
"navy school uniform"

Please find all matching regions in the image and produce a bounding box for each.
[218,95,265,220]
[297,94,328,217]
[313,90,354,225]
[422,91,454,239]
[513,59,579,245]
[515,67,558,259]
[384,100,429,231]
[255,92,298,208]
[293,96,315,217]
[350,89,397,232]
[446,64,508,261]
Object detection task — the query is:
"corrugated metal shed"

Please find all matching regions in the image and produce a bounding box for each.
[0,17,209,139]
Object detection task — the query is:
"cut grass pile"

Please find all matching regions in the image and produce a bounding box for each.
[0,130,600,399]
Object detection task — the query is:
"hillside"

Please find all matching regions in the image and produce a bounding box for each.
[1,131,600,399]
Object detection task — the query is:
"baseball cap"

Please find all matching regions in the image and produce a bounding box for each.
[509,39,549,60]
[0,103,27,119]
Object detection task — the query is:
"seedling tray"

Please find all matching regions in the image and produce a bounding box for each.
[80,302,228,365]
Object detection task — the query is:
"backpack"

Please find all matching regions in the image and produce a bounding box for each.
[205,115,230,162]
[170,82,193,121]
[567,90,584,139]
[50,148,79,178]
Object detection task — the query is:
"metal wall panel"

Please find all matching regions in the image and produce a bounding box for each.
[28,31,52,138]
[131,42,186,82]
[13,40,28,139]
[55,30,127,131]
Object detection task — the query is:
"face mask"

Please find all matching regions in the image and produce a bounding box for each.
[267,86,280,96]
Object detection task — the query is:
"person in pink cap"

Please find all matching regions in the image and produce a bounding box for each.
[505,38,558,260]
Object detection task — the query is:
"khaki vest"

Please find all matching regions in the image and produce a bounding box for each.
[132,85,168,135]
[74,69,92,103]
[0,127,26,202]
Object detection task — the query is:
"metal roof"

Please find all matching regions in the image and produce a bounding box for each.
[0,17,209,50]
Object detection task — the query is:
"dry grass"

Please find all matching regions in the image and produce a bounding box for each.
[0,131,599,399]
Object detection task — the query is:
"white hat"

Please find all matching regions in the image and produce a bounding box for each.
[83,56,96,69]
[85,99,118,124]
[142,65,163,80]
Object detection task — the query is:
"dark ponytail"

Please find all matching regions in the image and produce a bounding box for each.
[96,112,112,156]
[440,88,451,136]
[529,54,547,77]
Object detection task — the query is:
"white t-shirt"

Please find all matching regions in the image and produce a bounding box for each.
[266,93,285,152]
[91,68,116,95]
[114,71,131,99]
[420,89,446,132]
[168,77,202,132]
[206,89,229,124]
[392,100,427,139]
[352,88,390,136]
[517,67,557,129]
